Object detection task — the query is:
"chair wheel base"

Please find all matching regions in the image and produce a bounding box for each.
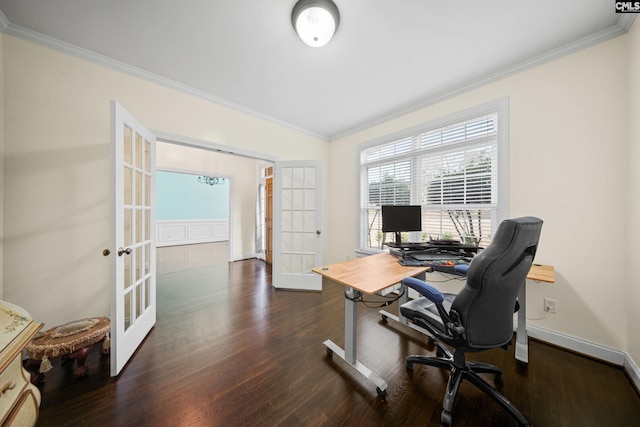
[441,410,452,426]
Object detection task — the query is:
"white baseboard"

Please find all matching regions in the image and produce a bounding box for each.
[624,352,640,393]
[526,324,625,365]
[230,253,261,262]
[524,324,640,391]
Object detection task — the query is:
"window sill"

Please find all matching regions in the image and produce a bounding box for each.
[355,248,385,258]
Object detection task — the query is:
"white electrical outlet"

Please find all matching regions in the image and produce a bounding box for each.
[544,298,557,314]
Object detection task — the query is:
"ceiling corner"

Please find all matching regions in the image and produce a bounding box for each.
[617,13,636,33]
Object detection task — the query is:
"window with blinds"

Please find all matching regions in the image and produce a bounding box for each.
[359,106,505,252]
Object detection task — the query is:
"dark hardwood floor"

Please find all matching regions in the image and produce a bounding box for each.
[35,247,640,426]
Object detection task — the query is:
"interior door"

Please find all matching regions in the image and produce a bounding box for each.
[272,160,323,290]
[266,175,273,264]
[110,101,156,376]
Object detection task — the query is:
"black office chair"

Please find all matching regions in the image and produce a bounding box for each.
[400,217,542,426]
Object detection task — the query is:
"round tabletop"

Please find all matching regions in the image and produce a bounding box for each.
[26,317,110,360]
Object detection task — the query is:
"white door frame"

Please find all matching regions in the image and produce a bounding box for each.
[152,132,279,263]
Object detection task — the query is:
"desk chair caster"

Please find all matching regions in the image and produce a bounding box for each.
[441,410,452,426]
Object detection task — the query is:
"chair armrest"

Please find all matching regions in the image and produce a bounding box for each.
[402,277,444,304]
[403,277,465,340]
[454,264,469,275]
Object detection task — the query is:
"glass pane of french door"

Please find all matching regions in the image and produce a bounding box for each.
[122,127,152,329]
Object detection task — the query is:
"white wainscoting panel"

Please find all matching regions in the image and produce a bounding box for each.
[157,220,229,247]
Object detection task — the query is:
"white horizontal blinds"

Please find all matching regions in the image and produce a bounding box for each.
[419,114,497,246]
[360,112,498,251]
[367,161,412,206]
[361,136,415,249]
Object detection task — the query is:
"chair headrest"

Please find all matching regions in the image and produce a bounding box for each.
[467,216,543,284]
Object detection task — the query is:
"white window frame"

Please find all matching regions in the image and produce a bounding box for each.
[356,98,509,254]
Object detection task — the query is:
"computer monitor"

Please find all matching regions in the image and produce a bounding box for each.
[381,205,422,244]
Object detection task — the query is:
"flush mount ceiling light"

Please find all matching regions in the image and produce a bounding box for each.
[291,0,340,47]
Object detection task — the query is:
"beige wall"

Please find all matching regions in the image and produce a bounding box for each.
[156,142,262,261]
[0,33,4,298]
[0,33,4,299]
[627,22,640,369]
[2,35,328,328]
[329,34,631,355]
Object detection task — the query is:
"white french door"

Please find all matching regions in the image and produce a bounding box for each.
[110,101,156,376]
[272,160,323,291]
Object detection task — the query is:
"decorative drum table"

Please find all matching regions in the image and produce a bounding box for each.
[25,317,110,383]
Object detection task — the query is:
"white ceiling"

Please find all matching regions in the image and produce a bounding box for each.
[0,1,633,140]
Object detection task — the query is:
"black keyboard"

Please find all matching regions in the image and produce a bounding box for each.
[410,252,460,261]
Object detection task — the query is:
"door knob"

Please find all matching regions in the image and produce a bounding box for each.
[118,247,132,256]
[316,230,322,235]
[103,249,111,256]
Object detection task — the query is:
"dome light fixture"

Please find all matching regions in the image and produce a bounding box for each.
[291,0,340,48]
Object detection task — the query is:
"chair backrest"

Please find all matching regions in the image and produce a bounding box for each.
[451,217,543,349]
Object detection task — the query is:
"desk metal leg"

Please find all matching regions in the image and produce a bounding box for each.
[324,286,388,397]
[344,287,357,363]
[515,281,528,363]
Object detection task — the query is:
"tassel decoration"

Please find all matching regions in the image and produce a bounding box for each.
[39,356,53,373]
[101,332,110,354]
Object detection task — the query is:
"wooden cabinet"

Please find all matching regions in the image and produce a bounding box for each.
[0,302,43,427]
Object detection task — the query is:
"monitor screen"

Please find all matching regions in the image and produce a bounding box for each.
[381,205,422,233]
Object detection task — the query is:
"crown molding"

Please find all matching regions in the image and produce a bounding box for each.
[0,9,9,33]
[2,22,330,142]
[330,17,636,141]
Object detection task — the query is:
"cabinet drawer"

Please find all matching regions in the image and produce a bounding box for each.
[2,389,39,427]
[0,356,31,424]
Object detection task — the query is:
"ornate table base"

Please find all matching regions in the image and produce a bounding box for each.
[24,317,110,383]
